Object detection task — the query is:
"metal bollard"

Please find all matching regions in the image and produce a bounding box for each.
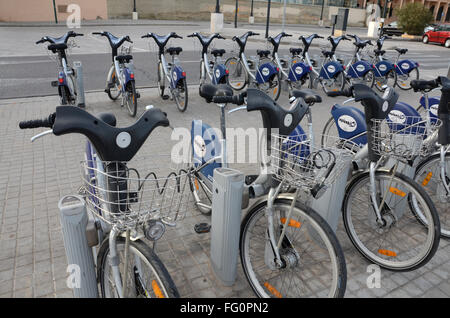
[73,61,86,108]
[58,195,98,298]
[210,168,244,286]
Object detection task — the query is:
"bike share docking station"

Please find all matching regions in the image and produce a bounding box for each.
[73,61,86,108]
[210,168,245,286]
[58,195,98,297]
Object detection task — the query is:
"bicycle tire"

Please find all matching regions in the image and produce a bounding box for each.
[97,236,179,298]
[189,169,213,215]
[321,71,345,94]
[240,197,347,298]
[225,57,248,91]
[375,69,397,92]
[397,67,419,91]
[321,116,339,148]
[107,71,121,101]
[343,169,440,271]
[158,62,165,98]
[414,152,450,238]
[125,81,137,117]
[257,72,282,101]
[174,78,188,112]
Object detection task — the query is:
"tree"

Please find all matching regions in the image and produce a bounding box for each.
[397,3,434,35]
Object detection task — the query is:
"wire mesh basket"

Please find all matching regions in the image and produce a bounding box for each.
[81,157,194,230]
[270,133,357,190]
[371,116,442,161]
[119,44,133,56]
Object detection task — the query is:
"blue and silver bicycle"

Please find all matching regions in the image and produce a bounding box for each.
[142,32,188,112]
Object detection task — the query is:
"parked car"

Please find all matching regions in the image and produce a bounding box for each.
[424,23,438,33]
[381,21,403,37]
[422,24,450,48]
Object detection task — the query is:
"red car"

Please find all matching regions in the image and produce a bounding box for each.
[423,24,450,48]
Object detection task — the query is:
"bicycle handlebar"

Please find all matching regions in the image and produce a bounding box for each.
[212,93,246,105]
[19,113,56,129]
[326,87,354,98]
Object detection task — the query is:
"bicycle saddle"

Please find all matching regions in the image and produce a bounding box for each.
[374,49,385,56]
[199,84,233,103]
[166,47,183,55]
[47,43,68,52]
[322,50,335,58]
[257,50,271,58]
[395,48,408,55]
[289,48,302,56]
[291,89,322,105]
[211,49,226,57]
[116,55,133,63]
[52,106,169,162]
[246,88,308,136]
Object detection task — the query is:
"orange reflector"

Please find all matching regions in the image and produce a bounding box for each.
[264,282,282,298]
[230,61,236,65]
[280,218,301,228]
[273,87,278,96]
[152,280,165,298]
[194,178,200,190]
[293,60,297,64]
[422,172,432,186]
[236,83,241,86]
[389,187,406,197]
[378,249,397,257]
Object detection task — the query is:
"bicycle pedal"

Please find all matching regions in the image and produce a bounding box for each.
[136,91,141,99]
[51,81,58,87]
[107,82,115,89]
[194,223,211,234]
[162,95,170,100]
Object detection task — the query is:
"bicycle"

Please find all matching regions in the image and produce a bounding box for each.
[321,85,441,271]
[298,34,348,94]
[267,32,314,93]
[195,85,347,297]
[142,32,188,112]
[188,32,229,85]
[368,35,419,91]
[93,31,139,117]
[225,31,282,101]
[19,106,192,298]
[341,34,376,88]
[36,31,84,105]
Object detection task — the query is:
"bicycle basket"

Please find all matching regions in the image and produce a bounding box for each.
[371,116,442,161]
[270,133,356,190]
[81,156,194,230]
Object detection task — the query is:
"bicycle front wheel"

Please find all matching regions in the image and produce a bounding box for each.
[225,57,248,90]
[240,198,347,298]
[343,170,440,271]
[414,152,450,237]
[97,237,179,298]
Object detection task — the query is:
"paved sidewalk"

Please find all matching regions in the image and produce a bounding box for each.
[1,88,450,298]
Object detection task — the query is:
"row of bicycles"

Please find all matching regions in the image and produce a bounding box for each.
[25,29,449,298]
[37,29,420,117]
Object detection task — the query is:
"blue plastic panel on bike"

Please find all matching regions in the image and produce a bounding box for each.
[212,64,228,85]
[285,125,310,159]
[373,60,394,77]
[319,61,343,80]
[331,104,368,146]
[288,62,311,82]
[123,67,134,85]
[256,63,278,84]
[346,61,373,79]
[387,103,425,134]
[171,65,186,88]
[191,120,222,181]
[395,59,418,75]
[420,96,440,120]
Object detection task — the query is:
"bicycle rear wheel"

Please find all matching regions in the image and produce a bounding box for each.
[173,78,188,112]
[343,170,440,271]
[374,69,397,92]
[240,198,347,298]
[257,73,282,101]
[397,67,419,91]
[414,152,450,238]
[125,81,137,117]
[225,57,248,90]
[321,71,345,94]
[97,237,179,298]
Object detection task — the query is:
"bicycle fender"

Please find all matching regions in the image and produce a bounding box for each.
[373,60,394,77]
[346,61,373,79]
[331,103,368,146]
[288,62,311,82]
[57,71,66,86]
[395,59,418,75]
[212,64,228,85]
[319,61,344,80]
[256,63,278,84]
[171,65,186,88]
[419,96,440,120]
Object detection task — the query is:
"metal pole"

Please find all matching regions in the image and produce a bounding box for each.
[265,0,271,38]
[216,0,220,13]
[282,0,287,32]
[250,0,254,17]
[133,0,136,12]
[382,0,388,18]
[320,0,325,24]
[52,0,58,24]
[235,0,238,28]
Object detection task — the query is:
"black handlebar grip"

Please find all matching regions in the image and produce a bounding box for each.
[326,87,353,98]
[92,32,102,35]
[212,94,245,105]
[19,113,55,129]
[36,39,44,44]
